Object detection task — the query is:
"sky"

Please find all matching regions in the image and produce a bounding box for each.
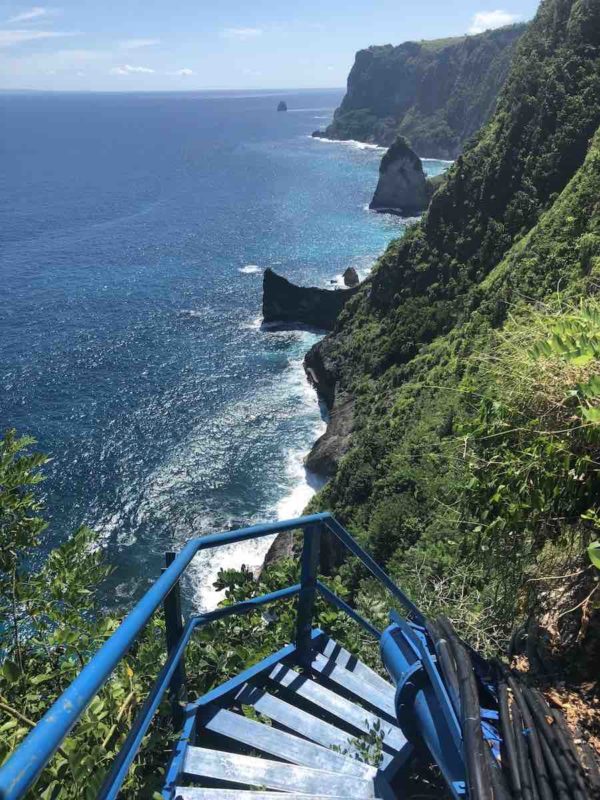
[0,1,541,91]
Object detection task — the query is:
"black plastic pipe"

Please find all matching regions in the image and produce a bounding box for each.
[548,706,591,797]
[498,681,522,798]
[426,618,461,719]
[511,698,534,800]
[524,688,587,799]
[506,676,554,800]
[537,724,571,800]
[437,616,493,800]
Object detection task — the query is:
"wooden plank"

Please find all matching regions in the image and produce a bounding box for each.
[311,654,396,718]
[319,639,395,698]
[182,747,376,798]
[268,664,406,754]
[175,790,362,799]
[199,706,376,779]
[235,684,360,755]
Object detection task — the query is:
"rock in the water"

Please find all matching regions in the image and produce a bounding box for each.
[262,268,358,330]
[343,266,359,287]
[277,101,288,111]
[369,136,430,215]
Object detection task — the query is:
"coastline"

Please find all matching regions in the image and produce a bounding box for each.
[190,342,327,611]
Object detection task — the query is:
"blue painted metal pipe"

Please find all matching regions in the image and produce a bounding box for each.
[0,510,427,800]
[97,618,199,800]
[380,620,466,798]
[97,584,301,800]
[0,514,329,800]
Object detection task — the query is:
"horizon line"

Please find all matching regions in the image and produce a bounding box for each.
[0,85,346,95]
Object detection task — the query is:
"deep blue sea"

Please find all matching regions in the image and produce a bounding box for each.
[0,89,448,608]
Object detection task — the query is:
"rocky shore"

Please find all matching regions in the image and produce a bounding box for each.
[261,268,358,483]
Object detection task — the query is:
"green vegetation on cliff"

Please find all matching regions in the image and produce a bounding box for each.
[319,24,526,158]
[3,1,600,792]
[309,0,600,674]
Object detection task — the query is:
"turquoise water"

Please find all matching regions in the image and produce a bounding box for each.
[0,89,448,607]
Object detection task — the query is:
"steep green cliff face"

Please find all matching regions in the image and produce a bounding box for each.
[318,25,526,158]
[309,0,600,666]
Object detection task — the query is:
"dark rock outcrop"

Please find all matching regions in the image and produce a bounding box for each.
[314,24,526,159]
[369,137,430,215]
[277,101,288,111]
[303,338,353,478]
[262,268,358,330]
[343,267,359,287]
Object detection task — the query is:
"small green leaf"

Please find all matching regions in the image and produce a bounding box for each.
[2,659,20,684]
[588,541,600,569]
[582,406,600,424]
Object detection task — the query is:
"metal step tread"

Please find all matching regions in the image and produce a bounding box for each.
[268,663,405,753]
[310,653,396,718]
[319,639,395,697]
[182,746,377,798]
[234,683,364,758]
[175,791,366,799]
[199,704,376,779]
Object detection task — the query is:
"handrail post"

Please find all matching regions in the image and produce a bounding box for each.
[295,523,321,666]
[163,552,187,728]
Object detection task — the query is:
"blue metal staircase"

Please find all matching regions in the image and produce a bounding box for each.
[0,513,592,800]
[166,632,410,799]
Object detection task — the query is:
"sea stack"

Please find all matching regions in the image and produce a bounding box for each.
[369,136,430,216]
[343,267,359,287]
[277,101,288,112]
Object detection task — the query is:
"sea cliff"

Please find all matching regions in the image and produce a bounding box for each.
[314,24,526,158]
[304,0,600,692]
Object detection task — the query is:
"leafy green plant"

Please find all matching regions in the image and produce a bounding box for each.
[331,718,385,767]
[588,541,600,570]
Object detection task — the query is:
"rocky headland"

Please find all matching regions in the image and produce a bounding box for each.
[262,267,358,330]
[313,24,526,159]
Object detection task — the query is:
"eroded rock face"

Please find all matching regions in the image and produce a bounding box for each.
[369,137,430,215]
[303,338,353,478]
[262,268,358,330]
[343,267,359,287]
[315,24,526,159]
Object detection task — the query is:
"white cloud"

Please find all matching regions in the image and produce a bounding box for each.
[0,29,75,47]
[172,67,193,76]
[8,6,57,23]
[220,27,262,40]
[110,63,154,75]
[119,38,160,49]
[469,10,520,34]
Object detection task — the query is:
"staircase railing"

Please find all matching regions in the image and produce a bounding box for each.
[0,512,421,800]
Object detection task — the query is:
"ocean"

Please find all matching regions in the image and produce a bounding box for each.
[0,89,448,609]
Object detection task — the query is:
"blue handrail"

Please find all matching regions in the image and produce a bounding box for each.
[0,511,419,800]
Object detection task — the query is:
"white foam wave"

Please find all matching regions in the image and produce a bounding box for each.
[190,342,326,612]
[421,157,455,164]
[310,135,386,151]
[178,309,204,318]
[241,315,263,330]
[239,264,261,275]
